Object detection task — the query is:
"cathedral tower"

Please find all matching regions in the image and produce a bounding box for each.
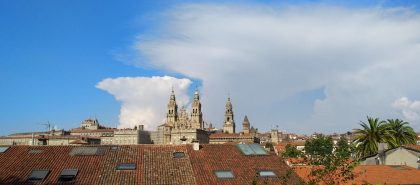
[166,90,178,126]
[242,115,250,134]
[223,97,235,133]
[190,88,203,129]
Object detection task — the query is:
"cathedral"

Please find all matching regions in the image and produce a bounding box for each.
[153,89,209,144]
[151,88,258,145]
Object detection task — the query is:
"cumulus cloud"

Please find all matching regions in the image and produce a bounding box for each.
[102,3,420,133]
[96,76,191,130]
[392,97,420,127]
[131,3,420,133]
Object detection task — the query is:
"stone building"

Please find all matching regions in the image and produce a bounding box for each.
[152,89,209,144]
[80,118,100,130]
[111,125,151,145]
[209,115,259,144]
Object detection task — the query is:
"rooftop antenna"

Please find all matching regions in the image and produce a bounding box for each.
[39,121,51,132]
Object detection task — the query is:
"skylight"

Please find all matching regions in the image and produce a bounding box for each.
[236,144,267,155]
[27,170,49,182]
[69,147,106,156]
[116,163,136,170]
[173,151,185,158]
[0,146,9,153]
[58,169,78,182]
[111,145,118,151]
[258,170,277,177]
[29,149,44,154]
[214,170,234,179]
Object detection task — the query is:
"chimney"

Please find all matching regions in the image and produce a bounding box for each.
[192,139,200,151]
[31,133,35,146]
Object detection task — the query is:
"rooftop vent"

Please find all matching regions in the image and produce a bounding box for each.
[58,169,78,182]
[69,147,106,156]
[236,144,267,155]
[27,169,50,182]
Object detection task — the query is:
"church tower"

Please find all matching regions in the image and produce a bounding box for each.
[166,90,178,126]
[242,115,250,134]
[223,97,235,133]
[190,88,203,129]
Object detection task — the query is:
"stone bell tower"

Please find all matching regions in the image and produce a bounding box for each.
[190,88,203,129]
[166,89,178,126]
[223,97,235,133]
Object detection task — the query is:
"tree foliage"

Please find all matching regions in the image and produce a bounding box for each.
[282,144,301,158]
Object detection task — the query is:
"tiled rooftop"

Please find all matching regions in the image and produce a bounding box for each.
[0,144,299,185]
[294,164,420,184]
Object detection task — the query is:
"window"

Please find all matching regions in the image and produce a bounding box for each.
[214,170,234,179]
[173,152,185,158]
[58,169,78,182]
[27,170,49,182]
[116,163,136,170]
[0,146,9,153]
[258,170,277,177]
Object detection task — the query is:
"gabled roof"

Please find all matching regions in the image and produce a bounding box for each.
[0,144,299,185]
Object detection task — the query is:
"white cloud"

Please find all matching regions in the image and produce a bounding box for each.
[108,3,420,133]
[96,76,191,130]
[392,97,420,127]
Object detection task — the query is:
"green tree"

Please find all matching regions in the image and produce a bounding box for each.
[303,135,357,185]
[386,119,417,147]
[282,144,301,158]
[353,116,394,158]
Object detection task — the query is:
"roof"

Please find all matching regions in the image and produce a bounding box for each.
[70,129,115,133]
[0,144,299,185]
[403,144,420,152]
[294,165,420,184]
[0,135,99,140]
[209,133,254,139]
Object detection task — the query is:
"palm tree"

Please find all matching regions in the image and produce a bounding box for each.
[386,119,416,147]
[353,117,394,158]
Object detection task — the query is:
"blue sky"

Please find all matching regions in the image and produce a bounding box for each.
[1,0,420,136]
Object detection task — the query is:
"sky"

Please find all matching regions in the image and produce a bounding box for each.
[1,0,420,136]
